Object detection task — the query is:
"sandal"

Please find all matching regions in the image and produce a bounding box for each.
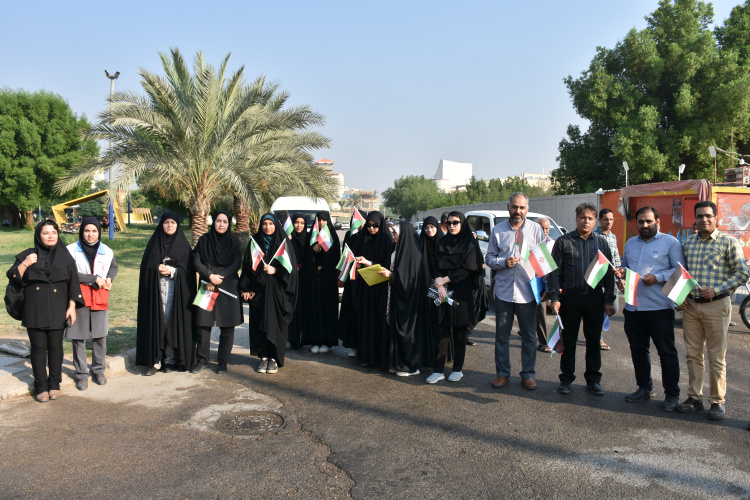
[600,341,611,350]
[537,344,552,353]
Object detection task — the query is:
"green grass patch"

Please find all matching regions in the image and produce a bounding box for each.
[0,223,192,356]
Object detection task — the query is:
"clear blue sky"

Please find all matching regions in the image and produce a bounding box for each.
[1,0,742,195]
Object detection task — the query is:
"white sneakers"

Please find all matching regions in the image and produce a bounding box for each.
[396,370,420,377]
[311,345,329,354]
[318,345,329,353]
[348,348,358,357]
[311,345,320,353]
[448,371,463,382]
[426,373,446,384]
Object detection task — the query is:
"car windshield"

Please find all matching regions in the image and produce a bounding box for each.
[494,216,563,240]
[273,210,320,228]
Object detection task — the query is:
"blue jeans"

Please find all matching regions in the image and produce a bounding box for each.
[494,298,537,379]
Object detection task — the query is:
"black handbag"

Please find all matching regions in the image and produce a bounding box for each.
[5,279,24,321]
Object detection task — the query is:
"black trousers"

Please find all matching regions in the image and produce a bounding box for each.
[195,326,235,366]
[27,328,64,394]
[559,291,604,384]
[623,309,680,397]
[435,324,470,373]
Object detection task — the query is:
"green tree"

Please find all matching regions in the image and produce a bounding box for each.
[553,0,750,194]
[0,89,98,227]
[57,48,334,245]
[382,175,443,218]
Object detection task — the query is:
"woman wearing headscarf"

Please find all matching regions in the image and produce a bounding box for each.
[419,216,442,368]
[352,211,395,368]
[136,213,196,375]
[304,210,341,353]
[427,211,483,384]
[6,220,84,402]
[337,212,365,357]
[379,221,425,376]
[240,213,298,374]
[192,211,243,374]
[468,232,489,346]
[65,217,118,391]
[287,212,309,351]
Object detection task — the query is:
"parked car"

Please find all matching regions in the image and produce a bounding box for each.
[270,196,331,228]
[413,221,423,232]
[465,210,564,293]
[340,220,350,230]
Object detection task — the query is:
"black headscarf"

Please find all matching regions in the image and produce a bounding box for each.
[434,211,482,276]
[251,212,286,263]
[420,216,442,280]
[141,212,192,272]
[314,210,341,250]
[26,220,75,282]
[79,217,101,272]
[197,210,240,268]
[351,211,394,265]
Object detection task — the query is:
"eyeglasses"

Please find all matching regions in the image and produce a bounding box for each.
[365,223,379,229]
[446,220,461,226]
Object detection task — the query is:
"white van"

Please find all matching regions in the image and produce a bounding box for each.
[270,196,331,228]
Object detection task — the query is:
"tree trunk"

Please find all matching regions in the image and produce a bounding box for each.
[233,195,250,249]
[189,195,211,248]
[25,210,34,228]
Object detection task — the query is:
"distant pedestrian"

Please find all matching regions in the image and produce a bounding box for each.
[7,220,84,402]
[615,207,684,411]
[549,203,616,395]
[594,208,622,350]
[65,217,118,390]
[191,211,243,374]
[419,216,442,368]
[535,217,554,353]
[288,213,309,351]
[486,193,544,390]
[677,201,748,420]
[136,213,196,375]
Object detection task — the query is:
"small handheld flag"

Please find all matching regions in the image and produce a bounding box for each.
[309,219,319,246]
[515,229,529,260]
[623,268,639,306]
[351,208,365,235]
[283,211,293,237]
[662,263,699,306]
[584,250,609,288]
[546,315,564,355]
[271,240,293,274]
[249,238,265,271]
[193,283,219,311]
[528,241,557,278]
[316,223,333,252]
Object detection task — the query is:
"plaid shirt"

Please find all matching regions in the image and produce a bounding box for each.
[594,228,621,267]
[682,229,749,298]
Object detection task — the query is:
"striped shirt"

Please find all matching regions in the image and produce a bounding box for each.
[682,229,749,298]
[594,228,622,267]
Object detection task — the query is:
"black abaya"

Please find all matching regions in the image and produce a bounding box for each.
[419,217,441,368]
[287,213,309,349]
[303,211,341,348]
[337,220,360,349]
[136,213,196,369]
[240,213,297,366]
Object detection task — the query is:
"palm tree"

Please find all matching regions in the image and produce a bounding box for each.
[56,48,334,246]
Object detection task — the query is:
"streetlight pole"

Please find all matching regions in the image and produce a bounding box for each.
[623,161,629,187]
[105,70,119,240]
[709,145,717,184]
[678,163,686,181]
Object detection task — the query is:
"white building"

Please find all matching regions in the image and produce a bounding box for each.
[432,159,473,192]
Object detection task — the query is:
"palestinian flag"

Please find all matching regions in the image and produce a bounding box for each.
[351,208,366,235]
[515,228,529,260]
[283,211,293,237]
[337,244,357,281]
[662,263,698,306]
[249,237,265,271]
[272,239,293,273]
[309,219,319,246]
[546,315,564,355]
[193,283,218,311]
[316,223,333,252]
[336,243,353,270]
[584,250,609,288]
[623,268,639,306]
[528,241,557,278]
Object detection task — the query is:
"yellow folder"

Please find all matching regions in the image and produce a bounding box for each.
[357,264,390,286]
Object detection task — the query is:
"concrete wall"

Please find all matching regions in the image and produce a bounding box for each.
[415,193,598,231]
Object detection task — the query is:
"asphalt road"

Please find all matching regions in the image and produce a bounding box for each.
[1,304,749,499]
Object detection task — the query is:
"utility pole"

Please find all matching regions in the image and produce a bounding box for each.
[105,70,119,240]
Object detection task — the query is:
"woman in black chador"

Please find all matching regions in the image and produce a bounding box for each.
[287,212,309,350]
[337,212,366,357]
[136,213,196,375]
[419,216,442,368]
[240,213,298,374]
[380,221,426,376]
[352,211,394,368]
[7,220,84,402]
[192,210,243,374]
[427,211,483,384]
[304,210,341,353]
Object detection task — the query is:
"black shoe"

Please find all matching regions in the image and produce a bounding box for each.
[466,339,477,346]
[76,378,88,391]
[191,362,206,374]
[625,387,654,402]
[216,363,228,374]
[707,403,725,421]
[677,397,704,414]
[558,382,572,394]
[164,364,177,373]
[267,359,278,374]
[587,382,604,396]
[145,366,158,376]
[91,372,107,385]
[258,358,268,373]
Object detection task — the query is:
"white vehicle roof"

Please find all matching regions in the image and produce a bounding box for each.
[270,196,330,212]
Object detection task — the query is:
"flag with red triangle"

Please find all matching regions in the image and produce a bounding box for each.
[271,239,293,273]
[351,208,366,235]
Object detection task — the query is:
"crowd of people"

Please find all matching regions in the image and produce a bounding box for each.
[6,195,749,428]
